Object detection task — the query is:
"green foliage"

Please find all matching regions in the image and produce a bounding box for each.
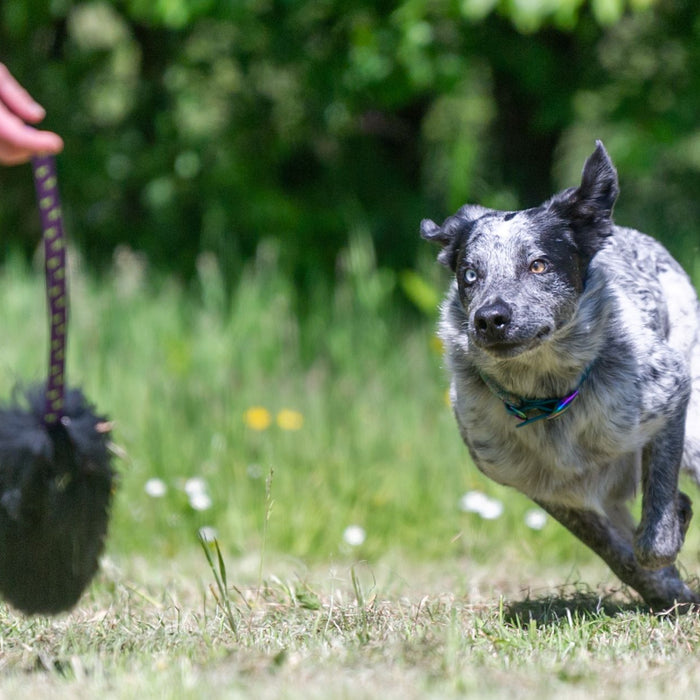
[1,0,698,289]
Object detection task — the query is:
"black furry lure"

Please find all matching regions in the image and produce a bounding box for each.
[0,156,115,615]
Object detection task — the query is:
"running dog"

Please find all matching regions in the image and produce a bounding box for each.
[421,141,700,609]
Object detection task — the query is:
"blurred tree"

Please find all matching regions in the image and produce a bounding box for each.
[0,0,697,290]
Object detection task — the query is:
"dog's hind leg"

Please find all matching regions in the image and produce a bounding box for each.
[535,500,699,610]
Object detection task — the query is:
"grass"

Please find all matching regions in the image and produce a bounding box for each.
[0,238,699,697]
[1,555,700,699]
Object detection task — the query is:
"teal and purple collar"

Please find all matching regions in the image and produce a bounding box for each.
[478,366,593,428]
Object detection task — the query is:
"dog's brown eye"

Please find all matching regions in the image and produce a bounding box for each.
[529,259,547,274]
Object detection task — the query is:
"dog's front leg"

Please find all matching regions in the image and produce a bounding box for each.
[535,500,699,609]
[635,403,692,570]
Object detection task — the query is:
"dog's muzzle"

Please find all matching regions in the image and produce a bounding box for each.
[474,299,512,342]
[471,299,554,357]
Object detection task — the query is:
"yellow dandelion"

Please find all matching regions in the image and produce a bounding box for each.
[244,406,272,431]
[276,409,304,431]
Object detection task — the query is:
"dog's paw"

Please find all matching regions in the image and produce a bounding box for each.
[635,495,692,570]
[641,565,700,611]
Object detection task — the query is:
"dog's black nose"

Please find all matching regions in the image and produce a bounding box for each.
[474,300,512,340]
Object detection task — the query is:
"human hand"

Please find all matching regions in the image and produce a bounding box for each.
[0,63,63,165]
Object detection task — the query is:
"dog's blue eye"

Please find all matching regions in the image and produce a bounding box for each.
[464,268,478,285]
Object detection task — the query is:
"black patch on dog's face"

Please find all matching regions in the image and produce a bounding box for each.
[421,141,619,358]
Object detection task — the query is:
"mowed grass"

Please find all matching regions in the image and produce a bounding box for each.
[1,240,700,698]
[2,555,700,699]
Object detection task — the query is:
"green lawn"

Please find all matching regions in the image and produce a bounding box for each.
[1,243,700,698]
[1,553,700,699]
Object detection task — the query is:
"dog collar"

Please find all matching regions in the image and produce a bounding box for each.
[478,366,593,428]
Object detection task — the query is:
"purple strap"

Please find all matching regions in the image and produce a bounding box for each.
[31,155,67,426]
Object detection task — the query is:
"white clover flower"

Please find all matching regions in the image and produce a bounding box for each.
[478,499,504,520]
[183,477,212,510]
[459,491,489,513]
[524,508,547,530]
[459,490,504,520]
[144,478,167,498]
[184,477,207,497]
[343,525,366,547]
[198,526,218,543]
[189,492,212,511]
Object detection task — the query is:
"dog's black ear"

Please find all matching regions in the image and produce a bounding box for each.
[420,205,488,271]
[420,218,458,269]
[420,218,450,245]
[577,140,619,219]
[550,140,619,261]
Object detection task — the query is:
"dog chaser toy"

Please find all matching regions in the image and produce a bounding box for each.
[0,155,115,615]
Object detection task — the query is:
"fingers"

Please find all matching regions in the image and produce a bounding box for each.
[0,145,35,165]
[0,62,47,123]
[0,63,63,165]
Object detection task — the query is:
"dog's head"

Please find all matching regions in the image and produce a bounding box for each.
[421,141,619,359]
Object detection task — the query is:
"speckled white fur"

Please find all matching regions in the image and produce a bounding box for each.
[440,227,699,514]
[423,142,700,605]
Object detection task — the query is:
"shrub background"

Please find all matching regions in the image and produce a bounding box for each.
[1,0,698,291]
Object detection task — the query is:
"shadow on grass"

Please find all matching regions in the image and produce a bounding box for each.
[504,585,651,628]
[504,569,700,627]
